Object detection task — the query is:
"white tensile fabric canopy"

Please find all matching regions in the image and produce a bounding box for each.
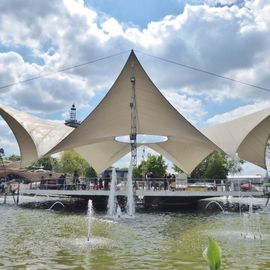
[3,51,269,174]
[46,51,219,174]
[201,107,270,169]
[0,104,73,167]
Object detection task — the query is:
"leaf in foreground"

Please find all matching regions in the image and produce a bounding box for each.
[203,237,222,270]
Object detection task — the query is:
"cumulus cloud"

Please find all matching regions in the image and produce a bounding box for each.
[140,2,270,103]
[162,90,207,124]
[0,52,93,114]
[0,0,130,114]
[1,0,270,113]
[204,0,240,5]
[206,100,270,125]
[238,161,266,176]
[1,0,270,170]
[0,118,19,156]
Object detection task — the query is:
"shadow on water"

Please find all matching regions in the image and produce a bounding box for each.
[20,197,89,213]
[17,196,265,216]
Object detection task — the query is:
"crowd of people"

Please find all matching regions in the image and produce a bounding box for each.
[92,174,110,190]
[37,170,178,191]
[145,172,177,191]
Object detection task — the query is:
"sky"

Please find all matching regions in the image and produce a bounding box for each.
[0,0,270,175]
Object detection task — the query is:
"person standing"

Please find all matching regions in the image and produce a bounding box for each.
[98,177,103,190]
[163,174,168,190]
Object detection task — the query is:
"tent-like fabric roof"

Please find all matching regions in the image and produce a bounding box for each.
[0,104,73,167]
[201,107,270,169]
[2,51,270,174]
[46,51,219,174]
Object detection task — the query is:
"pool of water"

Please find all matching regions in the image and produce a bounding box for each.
[0,196,270,269]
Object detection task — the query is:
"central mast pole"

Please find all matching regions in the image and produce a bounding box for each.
[130,58,137,167]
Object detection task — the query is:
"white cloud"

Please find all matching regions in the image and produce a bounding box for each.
[146,2,270,102]
[1,0,270,113]
[0,52,93,114]
[238,161,266,176]
[102,18,123,37]
[0,136,19,156]
[206,101,270,125]
[0,118,19,156]
[0,0,130,114]
[162,90,206,124]
[1,0,270,175]
[204,0,239,5]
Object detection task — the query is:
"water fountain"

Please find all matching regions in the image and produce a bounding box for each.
[107,168,117,217]
[205,201,225,213]
[126,164,135,216]
[241,197,262,240]
[68,199,114,250]
[48,201,65,211]
[116,204,122,219]
[87,199,93,241]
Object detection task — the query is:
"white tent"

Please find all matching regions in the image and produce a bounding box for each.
[46,51,219,174]
[0,104,73,166]
[201,107,270,169]
[2,51,269,174]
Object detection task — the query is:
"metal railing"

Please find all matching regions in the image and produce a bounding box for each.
[15,176,265,194]
[27,177,233,193]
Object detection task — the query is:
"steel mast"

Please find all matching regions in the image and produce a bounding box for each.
[130,57,137,167]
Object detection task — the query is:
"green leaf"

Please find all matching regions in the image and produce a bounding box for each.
[203,237,222,270]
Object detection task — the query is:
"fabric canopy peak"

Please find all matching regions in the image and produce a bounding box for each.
[7,50,269,174]
[45,50,220,174]
[202,107,270,170]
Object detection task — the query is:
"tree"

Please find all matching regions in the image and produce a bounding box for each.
[172,164,184,174]
[7,154,21,162]
[30,156,60,171]
[133,166,142,179]
[190,151,240,180]
[190,158,208,179]
[204,151,228,179]
[59,150,96,177]
[227,154,244,175]
[84,166,97,178]
[136,154,168,178]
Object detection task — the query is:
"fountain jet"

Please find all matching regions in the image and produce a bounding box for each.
[126,164,135,216]
[87,199,93,241]
[107,168,117,217]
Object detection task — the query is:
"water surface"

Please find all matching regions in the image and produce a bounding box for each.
[0,197,270,269]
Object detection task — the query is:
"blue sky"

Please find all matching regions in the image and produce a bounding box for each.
[86,0,184,28]
[0,0,270,175]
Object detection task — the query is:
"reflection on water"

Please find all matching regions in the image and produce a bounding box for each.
[0,197,270,269]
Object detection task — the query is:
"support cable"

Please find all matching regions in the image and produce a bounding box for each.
[136,50,270,93]
[0,50,130,91]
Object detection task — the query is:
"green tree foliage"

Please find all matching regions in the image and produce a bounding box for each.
[133,166,143,179]
[84,166,98,178]
[172,164,184,173]
[191,151,239,179]
[30,156,60,171]
[204,151,228,179]
[60,150,96,177]
[7,154,21,162]
[227,154,244,175]
[136,154,168,178]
